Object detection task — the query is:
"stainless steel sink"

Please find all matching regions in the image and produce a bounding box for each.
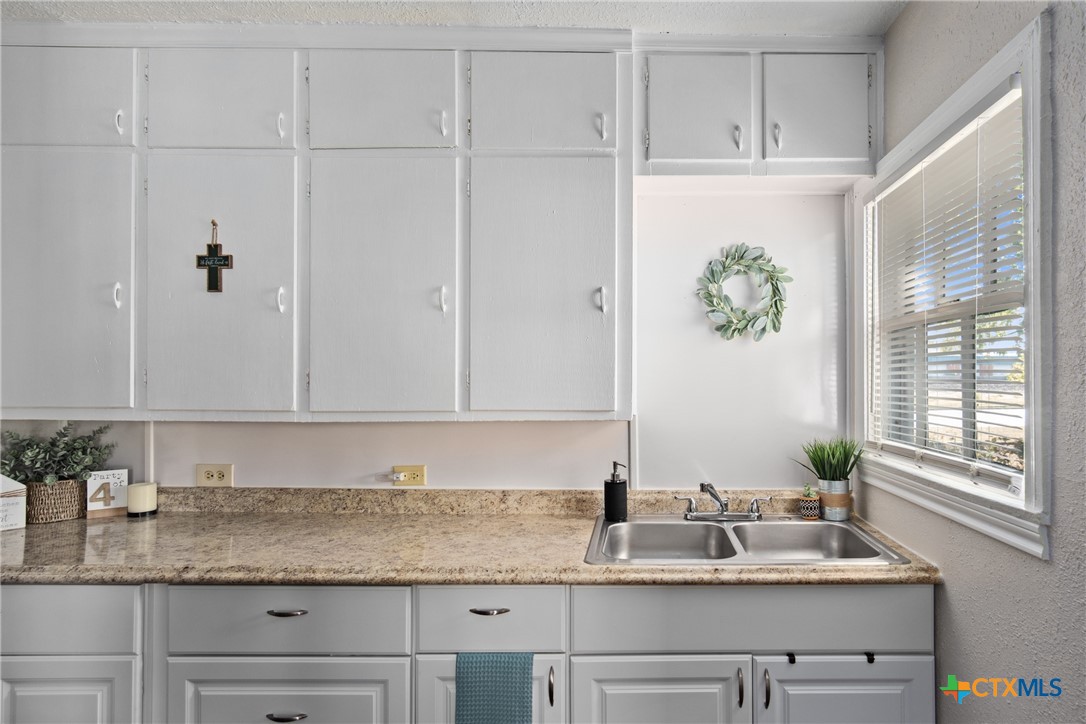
[731,521,885,560]
[584,515,909,566]
[601,520,738,562]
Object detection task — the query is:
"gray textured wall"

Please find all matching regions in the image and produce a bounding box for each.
[865,3,1086,723]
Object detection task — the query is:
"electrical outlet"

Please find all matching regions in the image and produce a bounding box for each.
[392,465,427,486]
[196,463,234,487]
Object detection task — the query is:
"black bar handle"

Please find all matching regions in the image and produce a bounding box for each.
[469,608,510,616]
[266,609,309,617]
[266,714,307,722]
[737,667,744,708]
[764,668,771,709]
[548,666,555,707]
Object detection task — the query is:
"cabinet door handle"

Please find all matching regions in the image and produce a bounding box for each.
[266,714,307,722]
[115,110,125,136]
[440,109,448,138]
[277,112,285,140]
[439,285,448,316]
[277,286,286,314]
[468,607,510,616]
[764,668,771,709]
[113,282,123,309]
[737,667,744,708]
[598,113,608,141]
[596,286,608,315]
[548,665,555,707]
[773,123,783,151]
[734,124,743,152]
[266,609,308,617]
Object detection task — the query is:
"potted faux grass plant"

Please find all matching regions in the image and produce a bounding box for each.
[1,423,115,524]
[795,437,864,521]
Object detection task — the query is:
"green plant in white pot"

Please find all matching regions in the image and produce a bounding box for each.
[1,423,115,524]
[795,438,863,521]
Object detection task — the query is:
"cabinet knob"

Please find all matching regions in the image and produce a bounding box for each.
[115,109,125,136]
[113,282,123,310]
[773,123,783,151]
[266,714,307,722]
[734,124,743,152]
[277,286,286,314]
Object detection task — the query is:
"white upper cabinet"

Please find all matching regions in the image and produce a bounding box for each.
[148,49,296,149]
[763,53,871,168]
[470,157,616,412]
[309,50,457,148]
[1,148,136,410]
[647,54,752,164]
[310,157,458,412]
[471,52,616,150]
[146,154,297,411]
[1,47,137,146]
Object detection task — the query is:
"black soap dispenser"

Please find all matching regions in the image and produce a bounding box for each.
[604,461,628,522]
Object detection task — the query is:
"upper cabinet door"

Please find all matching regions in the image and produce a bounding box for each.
[1,47,137,146]
[1,148,135,410]
[763,53,870,164]
[148,49,296,149]
[647,54,752,162]
[309,50,457,148]
[471,52,616,150]
[310,156,458,412]
[470,157,616,412]
[146,154,297,411]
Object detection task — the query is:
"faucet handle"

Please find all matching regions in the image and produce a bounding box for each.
[748,496,773,516]
[673,496,698,514]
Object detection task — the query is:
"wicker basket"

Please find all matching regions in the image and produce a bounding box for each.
[25,479,86,524]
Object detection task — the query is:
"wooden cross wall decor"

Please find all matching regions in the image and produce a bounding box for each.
[196,219,233,293]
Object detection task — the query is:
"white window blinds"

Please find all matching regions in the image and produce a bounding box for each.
[867,87,1026,493]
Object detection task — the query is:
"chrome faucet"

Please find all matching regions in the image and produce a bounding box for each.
[674,485,772,522]
[700,482,729,513]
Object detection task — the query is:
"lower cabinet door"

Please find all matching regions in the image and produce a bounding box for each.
[0,656,140,724]
[167,657,410,724]
[415,654,566,724]
[754,655,935,724]
[570,655,752,724]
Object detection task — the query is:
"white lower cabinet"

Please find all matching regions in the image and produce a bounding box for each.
[1,657,140,724]
[571,655,749,724]
[167,657,410,724]
[416,654,566,724]
[755,655,934,724]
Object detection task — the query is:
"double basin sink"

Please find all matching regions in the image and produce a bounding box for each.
[584,515,909,566]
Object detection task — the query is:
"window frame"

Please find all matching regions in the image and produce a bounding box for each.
[851,16,1051,558]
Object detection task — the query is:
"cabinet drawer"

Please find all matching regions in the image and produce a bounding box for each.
[572,585,934,654]
[471,52,615,150]
[416,586,566,652]
[1,47,137,146]
[0,585,139,655]
[148,49,296,148]
[167,657,410,724]
[168,586,410,655]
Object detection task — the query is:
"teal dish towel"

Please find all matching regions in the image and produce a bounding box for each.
[455,652,534,724]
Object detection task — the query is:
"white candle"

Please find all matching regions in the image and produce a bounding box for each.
[127,482,158,515]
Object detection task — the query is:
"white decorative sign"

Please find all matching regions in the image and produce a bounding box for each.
[86,469,128,519]
[1,474,27,531]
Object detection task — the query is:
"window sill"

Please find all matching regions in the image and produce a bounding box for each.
[859,453,1050,559]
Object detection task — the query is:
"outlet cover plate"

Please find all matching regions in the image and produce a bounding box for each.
[392,465,427,486]
[196,463,235,487]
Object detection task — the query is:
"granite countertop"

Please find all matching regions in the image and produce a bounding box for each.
[0,489,941,586]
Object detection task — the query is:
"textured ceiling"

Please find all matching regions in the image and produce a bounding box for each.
[1,2,907,36]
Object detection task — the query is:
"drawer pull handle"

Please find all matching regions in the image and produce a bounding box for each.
[267,714,307,723]
[737,666,744,708]
[277,112,285,140]
[266,609,308,617]
[469,607,510,616]
[548,665,555,707]
[764,668,771,709]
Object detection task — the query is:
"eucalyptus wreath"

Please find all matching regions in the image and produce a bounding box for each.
[696,243,792,342]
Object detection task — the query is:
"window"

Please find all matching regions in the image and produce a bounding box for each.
[867,90,1026,494]
[857,18,1048,558]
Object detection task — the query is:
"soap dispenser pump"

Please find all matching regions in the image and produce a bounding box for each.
[604,461,628,522]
